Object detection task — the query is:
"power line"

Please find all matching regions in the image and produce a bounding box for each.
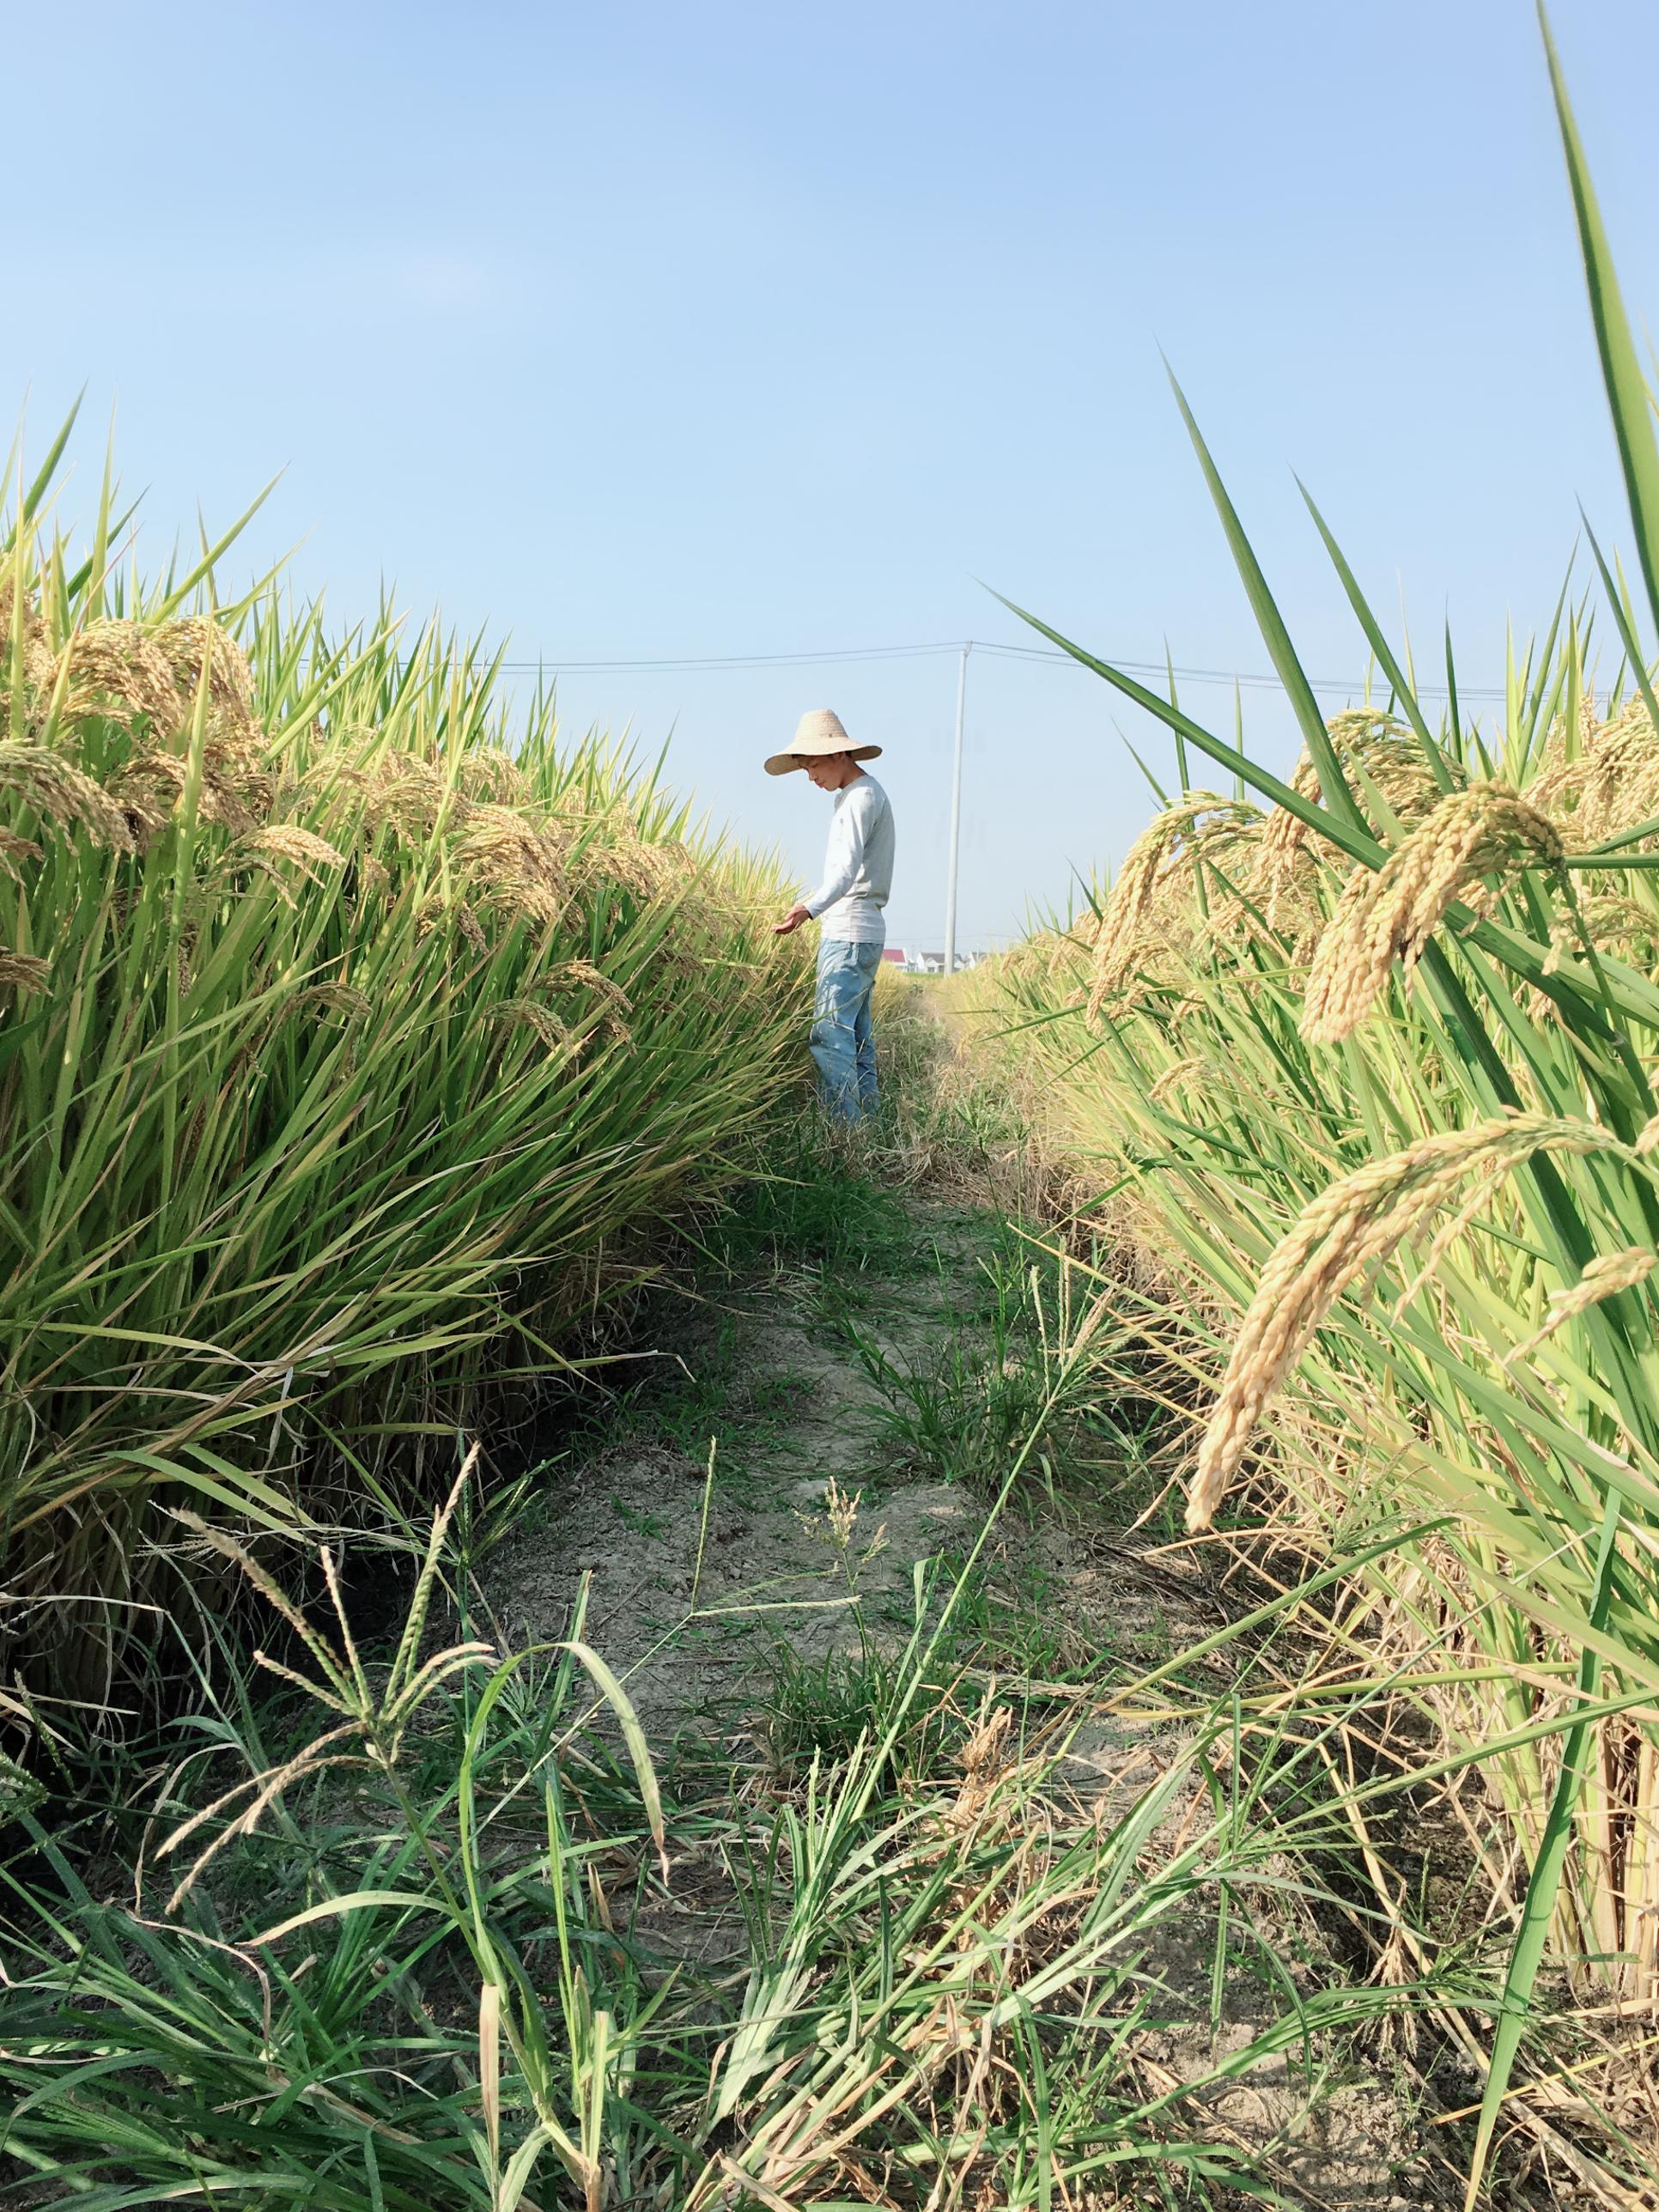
[497,641,963,675]
[970,639,1502,698]
[497,635,1510,702]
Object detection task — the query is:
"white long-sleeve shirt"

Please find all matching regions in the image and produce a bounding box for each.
[804,772,894,944]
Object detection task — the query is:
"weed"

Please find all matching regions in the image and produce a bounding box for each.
[843,1245,1115,1498]
[610,1493,667,1539]
[753,1638,954,1782]
[935,1547,1100,1683]
[0,1466,1443,2209]
[714,1112,921,1280]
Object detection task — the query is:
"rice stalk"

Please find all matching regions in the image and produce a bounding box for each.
[0,420,811,1705]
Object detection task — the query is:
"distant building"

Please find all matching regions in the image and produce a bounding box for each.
[880,947,987,975]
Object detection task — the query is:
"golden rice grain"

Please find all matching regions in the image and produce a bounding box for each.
[366,750,468,841]
[1188,1111,1620,1530]
[459,803,572,927]
[54,621,184,734]
[415,890,489,951]
[1245,714,1448,959]
[1259,712,1443,871]
[580,836,661,902]
[154,617,257,731]
[112,744,270,840]
[1089,792,1259,1017]
[216,826,348,908]
[0,951,50,994]
[245,825,348,873]
[454,746,530,806]
[1388,1163,1508,1320]
[1534,696,1659,847]
[1503,1246,1656,1369]
[486,997,582,1054]
[1299,783,1565,1045]
[0,578,57,702]
[0,738,134,852]
[556,957,633,1013]
[1148,1054,1204,1105]
[0,827,42,882]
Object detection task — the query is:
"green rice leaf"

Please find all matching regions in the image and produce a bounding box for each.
[1542,3,1659,645]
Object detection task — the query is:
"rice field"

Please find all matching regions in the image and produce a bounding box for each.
[6,16,1659,2211]
[963,32,1659,2196]
[0,433,807,1710]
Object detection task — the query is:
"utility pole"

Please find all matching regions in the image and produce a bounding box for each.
[944,641,971,975]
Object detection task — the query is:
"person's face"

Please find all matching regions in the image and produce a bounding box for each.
[803,753,848,791]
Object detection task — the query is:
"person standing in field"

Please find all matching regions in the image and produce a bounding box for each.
[769,709,895,1121]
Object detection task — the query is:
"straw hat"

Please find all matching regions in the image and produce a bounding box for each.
[764,708,883,777]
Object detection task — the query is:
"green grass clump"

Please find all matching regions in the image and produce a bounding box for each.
[0,423,808,1705]
[0,1481,1416,2211]
[843,1241,1121,1501]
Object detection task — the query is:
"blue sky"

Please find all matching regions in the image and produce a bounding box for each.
[13,1,1659,948]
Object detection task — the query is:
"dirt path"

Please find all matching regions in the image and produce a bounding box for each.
[481,1197,990,1733]
[482,1191,1216,1735]
[477,1176,1435,2208]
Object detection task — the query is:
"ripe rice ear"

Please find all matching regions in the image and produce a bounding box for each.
[0,737,134,850]
[1188,1113,1630,1530]
[1088,791,1258,1015]
[0,951,49,993]
[1300,783,1565,1044]
[1500,1244,1656,1366]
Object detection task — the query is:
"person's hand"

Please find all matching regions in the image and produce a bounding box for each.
[774,905,811,937]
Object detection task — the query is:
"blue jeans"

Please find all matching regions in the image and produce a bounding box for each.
[811,938,882,1120]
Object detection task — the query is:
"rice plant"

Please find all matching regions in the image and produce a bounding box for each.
[0,425,807,1708]
[967,16,1659,2197]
